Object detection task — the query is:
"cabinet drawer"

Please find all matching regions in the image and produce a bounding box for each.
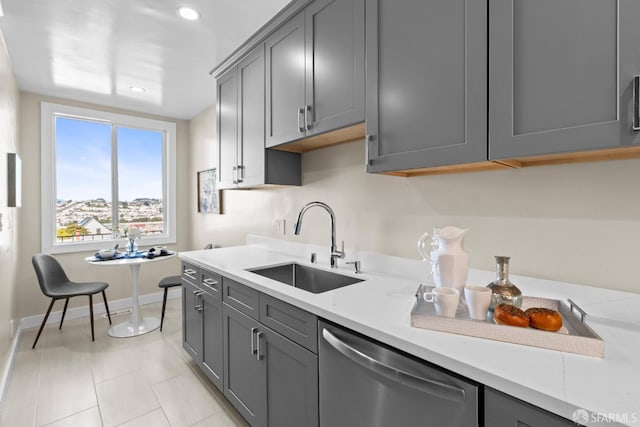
[223,277,259,320]
[200,269,222,299]
[485,388,574,427]
[259,293,317,353]
[181,262,198,285]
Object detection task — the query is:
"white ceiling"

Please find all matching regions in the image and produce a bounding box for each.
[0,0,289,120]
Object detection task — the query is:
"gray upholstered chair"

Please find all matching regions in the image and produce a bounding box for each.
[159,243,213,331]
[32,253,112,349]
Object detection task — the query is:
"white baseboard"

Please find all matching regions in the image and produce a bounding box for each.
[19,287,182,331]
[0,326,21,412]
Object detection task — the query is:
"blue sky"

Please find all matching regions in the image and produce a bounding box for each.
[55,117,163,201]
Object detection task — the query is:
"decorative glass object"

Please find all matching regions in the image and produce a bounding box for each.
[125,238,138,255]
[487,256,522,311]
[125,227,141,256]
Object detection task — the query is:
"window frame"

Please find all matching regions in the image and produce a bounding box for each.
[41,102,177,254]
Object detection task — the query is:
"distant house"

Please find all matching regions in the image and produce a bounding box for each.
[79,217,110,236]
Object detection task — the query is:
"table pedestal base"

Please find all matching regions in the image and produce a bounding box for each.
[108,317,161,338]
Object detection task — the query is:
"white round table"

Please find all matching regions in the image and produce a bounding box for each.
[86,252,177,338]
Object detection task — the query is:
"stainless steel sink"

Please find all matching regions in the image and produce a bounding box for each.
[247,262,364,293]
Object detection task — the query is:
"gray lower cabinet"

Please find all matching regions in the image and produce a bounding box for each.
[265,0,365,148]
[218,45,301,190]
[489,0,640,159]
[485,388,576,427]
[182,278,202,360]
[200,291,223,390]
[223,303,267,427]
[263,326,318,427]
[182,265,224,391]
[223,303,319,427]
[365,0,488,173]
[221,278,319,427]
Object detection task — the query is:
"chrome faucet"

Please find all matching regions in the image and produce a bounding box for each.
[293,201,345,268]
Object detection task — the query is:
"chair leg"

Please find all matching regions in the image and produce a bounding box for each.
[102,291,112,325]
[160,287,168,332]
[89,294,95,342]
[59,298,69,330]
[33,299,55,349]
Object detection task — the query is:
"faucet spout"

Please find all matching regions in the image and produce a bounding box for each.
[293,201,344,268]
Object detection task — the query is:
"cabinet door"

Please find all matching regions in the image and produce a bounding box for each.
[218,66,238,189]
[237,45,266,188]
[223,304,267,427]
[263,327,319,427]
[489,0,640,159]
[305,0,365,136]
[265,12,306,148]
[485,388,575,427]
[182,280,202,360]
[366,0,487,173]
[201,292,224,391]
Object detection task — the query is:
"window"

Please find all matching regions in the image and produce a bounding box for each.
[41,102,177,254]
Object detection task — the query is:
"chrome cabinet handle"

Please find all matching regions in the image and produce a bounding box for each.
[304,105,312,130]
[202,278,218,287]
[237,165,244,183]
[297,108,305,132]
[193,291,203,311]
[321,328,465,403]
[633,76,640,131]
[232,166,238,184]
[256,331,263,360]
[183,268,197,280]
[365,134,374,166]
[250,327,258,355]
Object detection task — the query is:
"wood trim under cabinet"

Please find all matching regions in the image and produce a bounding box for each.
[270,123,366,153]
[381,145,640,177]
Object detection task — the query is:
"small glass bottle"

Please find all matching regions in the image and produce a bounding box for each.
[487,256,522,310]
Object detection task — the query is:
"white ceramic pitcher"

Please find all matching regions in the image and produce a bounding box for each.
[417,226,469,294]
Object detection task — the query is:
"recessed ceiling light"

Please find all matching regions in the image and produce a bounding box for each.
[129,86,146,93]
[177,6,200,21]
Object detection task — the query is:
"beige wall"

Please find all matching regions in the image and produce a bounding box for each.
[190,106,640,294]
[16,92,191,319]
[0,32,20,365]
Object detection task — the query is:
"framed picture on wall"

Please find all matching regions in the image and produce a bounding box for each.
[197,168,221,214]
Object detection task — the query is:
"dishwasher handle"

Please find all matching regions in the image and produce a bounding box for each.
[322,328,466,403]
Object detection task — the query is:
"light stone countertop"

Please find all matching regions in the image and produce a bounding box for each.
[180,235,640,427]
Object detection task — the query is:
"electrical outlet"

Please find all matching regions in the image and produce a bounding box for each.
[275,219,286,235]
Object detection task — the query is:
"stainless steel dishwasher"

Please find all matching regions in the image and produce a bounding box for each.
[319,321,479,427]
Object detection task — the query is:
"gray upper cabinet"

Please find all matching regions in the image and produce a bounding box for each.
[489,0,640,159]
[365,0,488,173]
[218,45,301,189]
[238,47,267,187]
[304,0,365,136]
[266,12,306,147]
[485,388,575,427]
[217,67,238,189]
[266,0,365,148]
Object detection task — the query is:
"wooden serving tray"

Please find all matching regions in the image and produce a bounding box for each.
[411,285,604,358]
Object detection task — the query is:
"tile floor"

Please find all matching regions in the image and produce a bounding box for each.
[0,298,249,427]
